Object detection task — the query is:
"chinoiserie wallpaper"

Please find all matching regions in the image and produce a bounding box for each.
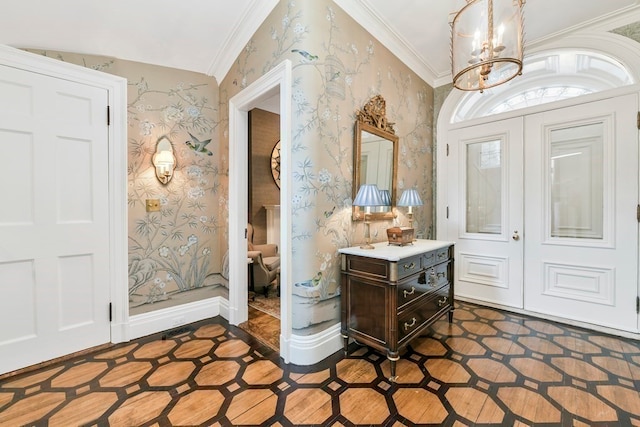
[24,50,226,315]
[219,0,434,335]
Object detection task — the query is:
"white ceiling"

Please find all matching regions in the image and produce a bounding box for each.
[0,0,638,87]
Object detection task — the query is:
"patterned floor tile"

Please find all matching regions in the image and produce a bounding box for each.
[0,302,638,426]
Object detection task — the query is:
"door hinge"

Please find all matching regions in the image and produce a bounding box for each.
[245,228,248,239]
[107,105,111,126]
[637,111,640,130]
[637,204,640,223]
[109,302,113,322]
[636,296,639,314]
[446,206,449,219]
[446,144,450,156]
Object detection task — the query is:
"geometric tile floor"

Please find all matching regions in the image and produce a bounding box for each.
[1,301,639,426]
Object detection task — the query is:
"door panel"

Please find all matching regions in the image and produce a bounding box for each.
[524,94,638,332]
[0,65,110,374]
[448,117,524,308]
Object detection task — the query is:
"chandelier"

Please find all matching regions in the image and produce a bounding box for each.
[451,0,525,92]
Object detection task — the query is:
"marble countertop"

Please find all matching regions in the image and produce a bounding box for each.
[338,239,454,261]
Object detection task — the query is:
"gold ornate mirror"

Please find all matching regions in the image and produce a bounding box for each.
[353,95,398,221]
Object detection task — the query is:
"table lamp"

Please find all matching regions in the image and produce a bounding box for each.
[398,188,423,239]
[353,184,384,249]
[378,189,391,212]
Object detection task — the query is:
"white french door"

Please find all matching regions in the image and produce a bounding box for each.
[0,64,111,374]
[524,94,639,332]
[447,117,524,308]
[445,92,639,333]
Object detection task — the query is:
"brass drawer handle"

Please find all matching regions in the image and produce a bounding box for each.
[438,296,448,307]
[404,317,417,330]
[436,271,446,279]
[437,252,447,259]
[403,262,416,270]
[403,287,416,298]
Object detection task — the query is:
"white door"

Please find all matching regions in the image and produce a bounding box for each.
[524,94,639,332]
[447,117,524,308]
[0,65,111,374]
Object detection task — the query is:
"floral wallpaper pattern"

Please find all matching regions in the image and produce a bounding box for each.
[220,0,434,334]
[124,62,224,314]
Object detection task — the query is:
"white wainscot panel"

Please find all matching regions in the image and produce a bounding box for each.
[57,137,92,223]
[0,130,33,225]
[59,254,94,330]
[459,253,508,288]
[0,260,37,345]
[543,263,614,305]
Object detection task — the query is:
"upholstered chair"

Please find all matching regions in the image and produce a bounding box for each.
[247,223,280,296]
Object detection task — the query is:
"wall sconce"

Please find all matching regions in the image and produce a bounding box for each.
[153,136,176,184]
[398,188,423,238]
[353,184,384,249]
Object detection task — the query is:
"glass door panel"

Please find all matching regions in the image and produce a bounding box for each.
[549,123,604,239]
[466,140,502,234]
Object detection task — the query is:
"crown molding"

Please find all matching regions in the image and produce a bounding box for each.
[332,0,438,87]
[206,0,279,82]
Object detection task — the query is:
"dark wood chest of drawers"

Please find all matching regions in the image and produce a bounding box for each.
[339,240,454,381]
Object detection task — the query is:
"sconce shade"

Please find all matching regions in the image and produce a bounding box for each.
[378,189,392,206]
[451,0,525,93]
[153,136,176,184]
[353,184,384,208]
[398,189,423,208]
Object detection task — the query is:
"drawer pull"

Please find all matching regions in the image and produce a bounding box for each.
[403,262,416,270]
[404,317,417,330]
[424,253,434,261]
[436,271,446,279]
[438,296,448,307]
[403,287,416,298]
[437,252,447,259]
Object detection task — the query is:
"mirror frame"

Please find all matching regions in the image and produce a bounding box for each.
[352,95,399,221]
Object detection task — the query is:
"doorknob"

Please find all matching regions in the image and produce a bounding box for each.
[512,231,520,241]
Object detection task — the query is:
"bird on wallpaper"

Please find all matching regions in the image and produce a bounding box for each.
[291,49,318,61]
[185,132,213,156]
[311,271,322,287]
[324,206,335,218]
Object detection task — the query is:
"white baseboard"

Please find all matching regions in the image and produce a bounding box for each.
[455,295,640,340]
[285,322,343,366]
[127,297,222,340]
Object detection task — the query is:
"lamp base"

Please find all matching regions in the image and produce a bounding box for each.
[359,243,375,250]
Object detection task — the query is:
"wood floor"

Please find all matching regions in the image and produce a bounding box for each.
[1,301,639,426]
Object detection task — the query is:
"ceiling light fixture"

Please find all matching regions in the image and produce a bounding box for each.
[451,0,525,93]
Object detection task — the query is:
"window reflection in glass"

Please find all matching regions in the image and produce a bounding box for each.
[549,122,604,239]
[466,140,502,234]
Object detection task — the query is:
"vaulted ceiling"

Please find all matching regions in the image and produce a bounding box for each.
[0,0,638,87]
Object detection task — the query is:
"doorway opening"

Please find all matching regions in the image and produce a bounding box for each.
[228,60,294,362]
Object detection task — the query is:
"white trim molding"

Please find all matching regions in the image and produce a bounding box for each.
[206,0,279,82]
[128,297,223,341]
[285,323,343,366]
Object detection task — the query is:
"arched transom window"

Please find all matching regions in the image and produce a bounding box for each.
[452,50,634,123]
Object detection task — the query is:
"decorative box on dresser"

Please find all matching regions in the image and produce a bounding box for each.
[339,239,455,381]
